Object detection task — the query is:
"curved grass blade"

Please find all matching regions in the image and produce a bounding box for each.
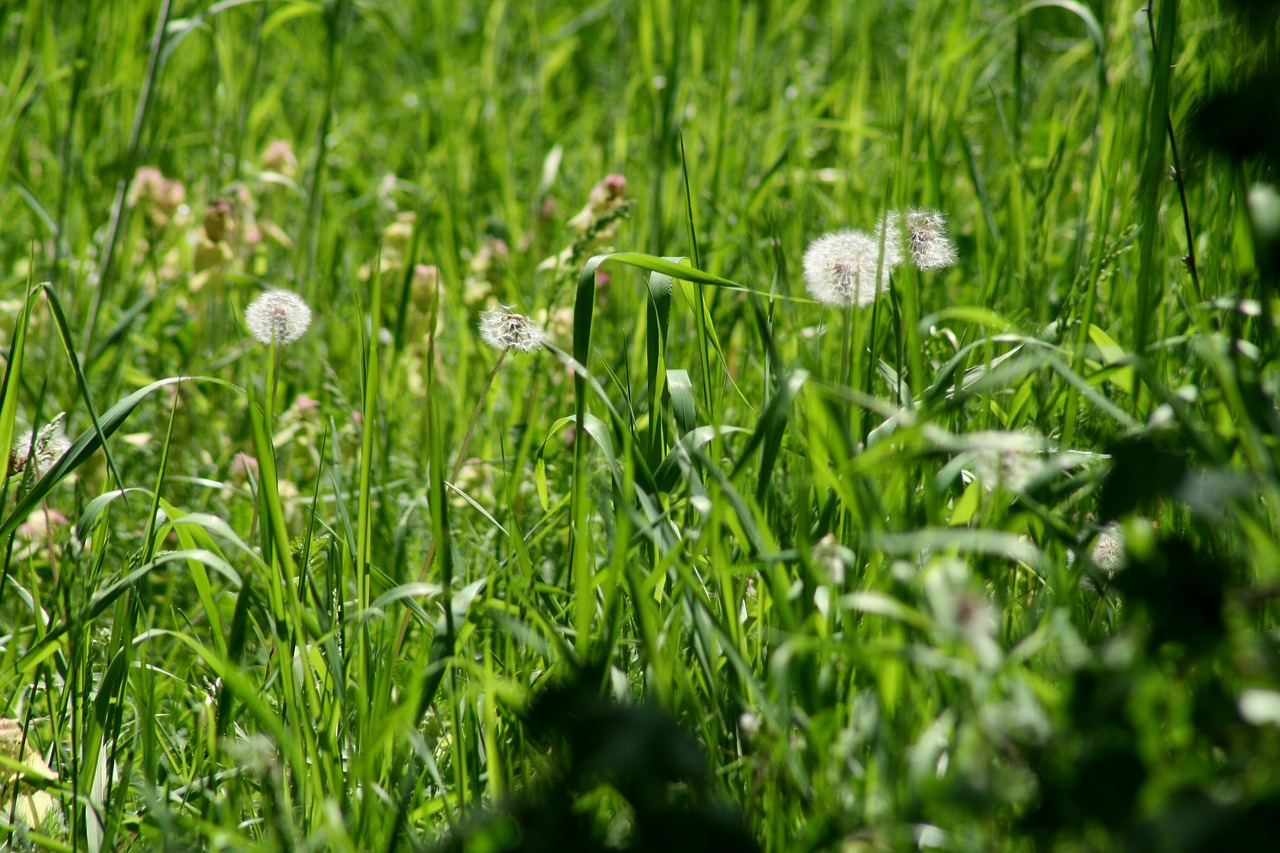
[0,289,34,497]
[40,282,126,492]
[646,267,674,460]
[0,376,240,542]
[666,369,697,437]
[16,549,243,675]
[728,369,808,502]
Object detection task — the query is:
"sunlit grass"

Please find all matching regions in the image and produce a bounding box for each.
[3,1,1279,851]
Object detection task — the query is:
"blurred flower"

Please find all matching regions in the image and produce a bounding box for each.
[538,173,632,273]
[802,229,899,307]
[383,212,416,255]
[1091,523,1126,576]
[190,198,238,292]
[202,198,235,243]
[17,508,68,541]
[229,452,259,480]
[962,431,1048,494]
[533,305,575,340]
[810,533,853,585]
[411,264,441,313]
[289,394,321,415]
[192,234,233,282]
[129,166,186,229]
[567,173,627,233]
[224,732,281,782]
[479,307,547,352]
[463,235,510,310]
[359,213,422,330]
[0,718,59,829]
[450,457,498,509]
[260,139,298,179]
[1078,522,1128,592]
[245,289,312,346]
[923,560,1002,670]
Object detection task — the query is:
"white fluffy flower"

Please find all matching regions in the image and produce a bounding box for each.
[802,229,900,307]
[245,289,312,346]
[877,209,957,271]
[1090,523,1126,577]
[478,307,548,353]
[904,209,957,270]
[9,414,71,477]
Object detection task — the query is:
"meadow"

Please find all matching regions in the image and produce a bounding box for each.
[3,0,1280,850]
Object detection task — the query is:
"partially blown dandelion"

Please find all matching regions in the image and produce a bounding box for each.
[245,289,312,346]
[9,414,71,477]
[478,307,548,352]
[876,209,958,271]
[904,209,957,270]
[802,229,900,307]
[1090,523,1126,577]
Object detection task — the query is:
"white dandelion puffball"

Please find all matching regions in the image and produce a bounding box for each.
[245,289,312,346]
[478,307,548,353]
[904,209,957,271]
[802,229,900,307]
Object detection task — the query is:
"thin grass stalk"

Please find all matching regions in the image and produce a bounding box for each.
[356,272,381,697]
[396,346,506,657]
[80,0,173,353]
[680,133,716,424]
[1144,2,1201,305]
[303,0,352,287]
[230,3,268,182]
[53,0,96,267]
[1134,0,1178,360]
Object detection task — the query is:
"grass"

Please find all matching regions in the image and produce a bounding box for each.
[3,0,1280,850]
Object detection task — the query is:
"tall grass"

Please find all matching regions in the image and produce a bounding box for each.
[2,1,1279,850]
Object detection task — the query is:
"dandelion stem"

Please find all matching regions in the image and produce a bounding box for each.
[449,347,509,486]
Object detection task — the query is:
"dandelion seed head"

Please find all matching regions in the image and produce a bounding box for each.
[1091,523,1126,577]
[245,289,312,346]
[905,209,957,270]
[478,307,548,353]
[10,414,70,477]
[874,211,902,255]
[802,229,898,307]
[1077,522,1128,592]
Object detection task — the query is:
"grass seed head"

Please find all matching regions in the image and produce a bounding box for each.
[245,289,312,346]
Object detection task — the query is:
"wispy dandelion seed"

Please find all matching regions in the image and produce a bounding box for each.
[478,307,548,352]
[9,414,71,477]
[802,229,899,307]
[245,289,312,346]
[904,209,957,270]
